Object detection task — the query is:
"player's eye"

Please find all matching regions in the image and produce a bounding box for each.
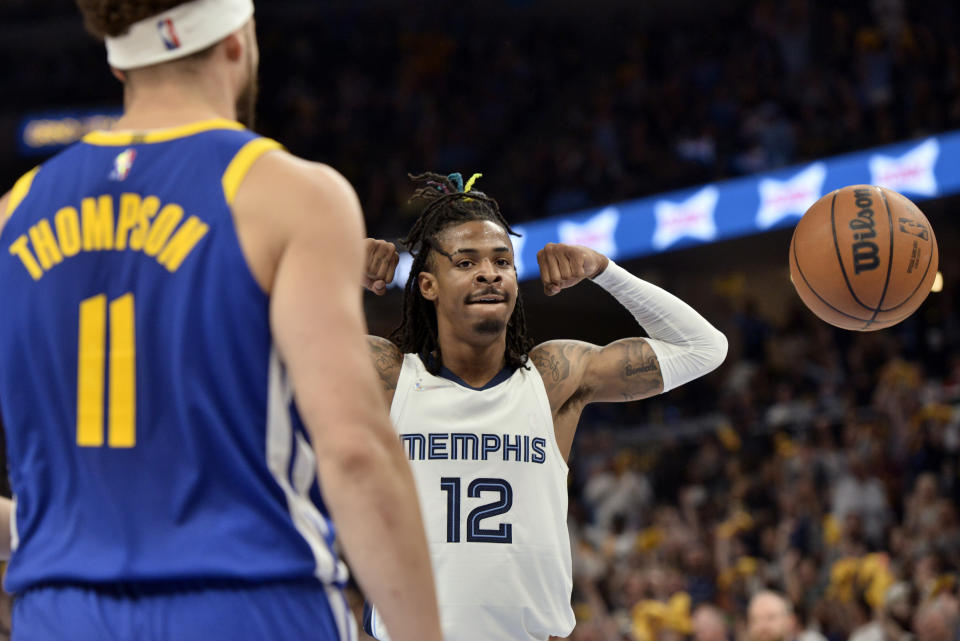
[456,260,473,268]
[497,259,512,267]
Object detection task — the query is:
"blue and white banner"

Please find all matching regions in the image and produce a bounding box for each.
[390,131,960,286]
[18,109,123,156]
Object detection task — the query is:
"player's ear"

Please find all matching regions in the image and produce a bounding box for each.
[110,68,127,83]
[418,272,438,301]
[223,30,244,62]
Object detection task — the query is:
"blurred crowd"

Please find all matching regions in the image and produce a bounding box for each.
[261,0,960,238]
[2,1,960,238]
[561,263,960,641]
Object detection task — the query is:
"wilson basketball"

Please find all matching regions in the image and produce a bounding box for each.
[789,185,938,331]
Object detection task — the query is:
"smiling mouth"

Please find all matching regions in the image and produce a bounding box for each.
[468,296,506,304]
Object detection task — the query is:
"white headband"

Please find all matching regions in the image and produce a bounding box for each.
[105,0,254,70]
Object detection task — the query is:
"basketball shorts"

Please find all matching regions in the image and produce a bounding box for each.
[13,578,356,641]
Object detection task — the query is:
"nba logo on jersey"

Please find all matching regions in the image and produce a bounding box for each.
[157,18,181,50]
[110,149,137,181]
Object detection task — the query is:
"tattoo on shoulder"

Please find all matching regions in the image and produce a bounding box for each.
[532,342,597,414]
[368,337,402,393]
[531,345,572,385]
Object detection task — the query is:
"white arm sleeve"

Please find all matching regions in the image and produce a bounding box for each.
[591,261,728,393]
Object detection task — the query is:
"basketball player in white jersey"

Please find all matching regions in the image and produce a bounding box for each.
[361,172,728,641]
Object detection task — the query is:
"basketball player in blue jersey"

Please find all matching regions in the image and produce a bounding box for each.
[361,172,728,641]
[0,1,443,640]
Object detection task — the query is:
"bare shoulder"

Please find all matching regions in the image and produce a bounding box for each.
[236,153,359,222]
[529,340,595,384]
[0,192,10,238]
[231,152,364,293]
[529,339,597,410]
[367,335,403,400]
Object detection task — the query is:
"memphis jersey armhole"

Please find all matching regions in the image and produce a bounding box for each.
[221,137,285,205]
[526,363,571,473]
[388,354,419,428]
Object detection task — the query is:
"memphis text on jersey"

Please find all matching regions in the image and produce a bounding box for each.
[401,432,548,464]
[8,193,207,281]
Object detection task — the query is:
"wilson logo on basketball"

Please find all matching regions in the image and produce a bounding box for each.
[850,188,880,274]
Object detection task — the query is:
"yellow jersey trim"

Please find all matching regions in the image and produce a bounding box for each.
[221,138,285,205]
[6,166,40,217]
[82,119,245,146]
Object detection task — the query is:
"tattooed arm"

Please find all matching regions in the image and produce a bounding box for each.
[531,338,662,407]
[530,338,663,459]
[367,336,403,407]
[537,243,725,396]
[534,243,726,456]
[361,238,404,406]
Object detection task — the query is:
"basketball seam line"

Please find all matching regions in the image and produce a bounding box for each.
[863,186,895,330]
[830,192,875,316]
[792,233,874,324]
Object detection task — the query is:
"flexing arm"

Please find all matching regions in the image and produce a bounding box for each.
[235,157,441,641]
[534,243,727,407]
[362,239,404,406]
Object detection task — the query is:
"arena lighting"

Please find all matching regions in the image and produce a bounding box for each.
[932,272,944,293]
[386,130,960,287]
[18,109,123,156]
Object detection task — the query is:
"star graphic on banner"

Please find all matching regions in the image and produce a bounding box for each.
[557,207,620,259]
[755,163,827,229]
[869,138,939,196]
[510,226,527,280]
[652,186,719,250]
[390,251,415,289]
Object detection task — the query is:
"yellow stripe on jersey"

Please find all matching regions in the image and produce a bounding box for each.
[221,137,284,205]
[5,166,40,217]
[82,118,245,146]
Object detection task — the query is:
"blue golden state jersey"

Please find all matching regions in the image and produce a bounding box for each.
[0,119,350,598]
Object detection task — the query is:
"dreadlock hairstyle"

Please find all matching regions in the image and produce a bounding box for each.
[390,172,534,375]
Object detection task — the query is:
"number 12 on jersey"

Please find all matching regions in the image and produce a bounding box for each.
[76,293,136,448]
[439,477,513,544]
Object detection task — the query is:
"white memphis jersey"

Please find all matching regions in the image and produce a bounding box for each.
[367,354,575,641]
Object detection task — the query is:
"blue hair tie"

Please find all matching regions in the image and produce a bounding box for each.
[447,172,464,192]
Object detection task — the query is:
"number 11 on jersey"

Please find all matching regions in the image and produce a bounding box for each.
[76,293,136,448]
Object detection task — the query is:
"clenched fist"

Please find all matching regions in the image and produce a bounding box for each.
[536,243,609,296]
[363,238,400,295]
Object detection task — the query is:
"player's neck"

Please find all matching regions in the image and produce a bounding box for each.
[113,78,238,131]
[436,332,507,387]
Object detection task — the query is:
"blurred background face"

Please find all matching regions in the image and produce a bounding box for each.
[693,605,729,641]
[747,594,793,641]
[913,604,953,641]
